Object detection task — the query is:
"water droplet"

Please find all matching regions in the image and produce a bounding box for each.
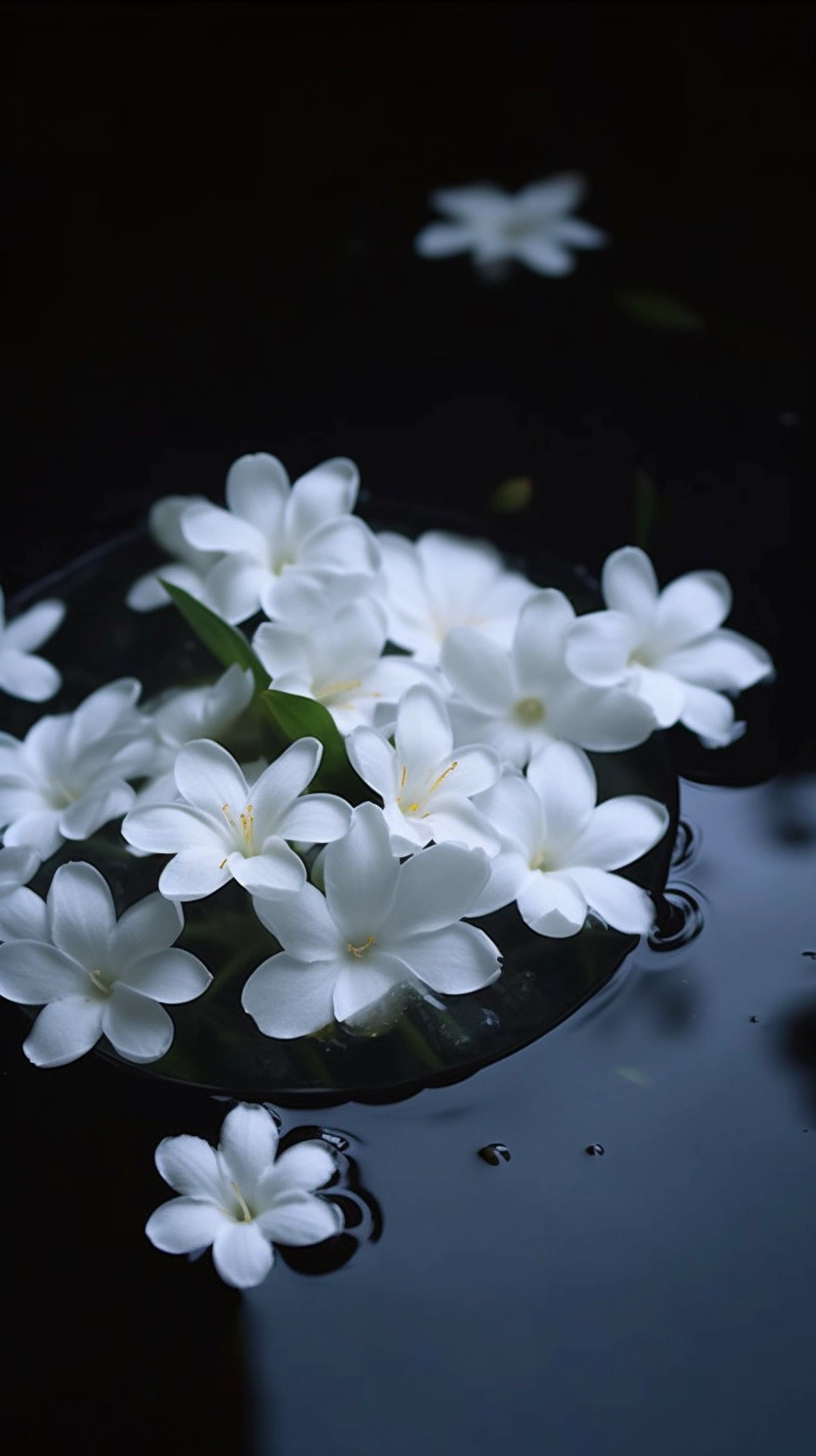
[478,1143,511,1165]
[648,887,704,952]
[671,820,700,869]
[802,951,816,961]
[321,1131,350,1153]
[749,1015,759,1023]
[585,1143,605,1156]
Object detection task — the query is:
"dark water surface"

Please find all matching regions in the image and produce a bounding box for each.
[1,4,813,1452]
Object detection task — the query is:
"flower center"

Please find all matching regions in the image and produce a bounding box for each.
[515,697,545,725]
[529,848,553,872]
[46,776,77,809]
[397,761,458,817]
[347,935,375,959]
[627,646,654,669]
[230,1180,254,1223]
[88,967,112,997]
[317,678,363,705]
[220,801,255,857]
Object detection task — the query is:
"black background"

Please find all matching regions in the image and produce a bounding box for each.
[1,4,814,1451]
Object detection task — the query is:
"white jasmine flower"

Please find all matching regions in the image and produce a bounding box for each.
[126,495,224,611]
[242,801,501,1039]
[564,547,775,747]
[0,678,154,859]
[145,1103,343,1288]
[137,664,255,803]
[415,174,608,276]
[346,684,501,855]
[441,589,656,768]
[471,741,670,936]
[179,452,382,626]
[0,586,65,701]
[252,599,428,735]
[378,529,536,666]
[0,845,42,939]
[0,861,212,1066]
[121,737,352,902]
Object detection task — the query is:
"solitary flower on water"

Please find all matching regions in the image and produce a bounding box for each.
[565,547,775,747]
[415,174,608,277]
[145,1102,343,1288]
[0,861,212,1066]
[471,741,669,936]
[122,736,352,901]
[242,802,501,1039]
[0,586,65,702]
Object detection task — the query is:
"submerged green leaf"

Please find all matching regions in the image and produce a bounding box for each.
[262,689,368,802]
[615,289,705,333]
[160,581,269,693]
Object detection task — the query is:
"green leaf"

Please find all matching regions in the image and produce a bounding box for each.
[489,475,534,514]
[160,581,269,693]
[262,689,368,802]
[615,289,705,333]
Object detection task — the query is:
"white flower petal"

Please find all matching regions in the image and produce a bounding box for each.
[430,184,510,220]
[2,810,62,860]
[199,556,269,625]
[570,796,669,871]
[276,793,352,845]
[219,1103,279,1202]
[512,590,577,683]
[660,628,774,693]
[414,222,473,257]
[517,871,587,937]
[23,996,105,1066]
[59,782,136,841]
[424,799,500,853]
[284,458,360,551]
[601,547,659,623]
[122,802,223,855]
[333,955,406,1023]
[155,1133,229,1201]
[395,684,454,778]
[146,1197,227,1253]
[467,849,529,916]
[242,954,339,1039]
[113,892,183,965]
[250,738,322,830]
[679,685,744,748]
[518,173,587,212]
[2,599,65,652]
[0,940,87,1003]
[385,841,490,937]
[225,453,289,537]
[512,238,575,275]
[0,845,40,891]
[123,949,212,1003]
[323,803,398,943]
[565,611,641,686]
[0,885,48,941]
[182,502,265,558]
[567,866,656,934]
[630,666,686,727]
[253,882,340,961]
[551,682,656,752]
[0,649,62,702]
[654,570,732,651]
[48,862,116,967]
[391,923,501,994]
[159,850,231,902]
[103,986,174,1062]
[526,743,597,849]
[262,1140,337,1197]
[474,773,543,858]
[257,1191,343,1246]
[212,1221,274,1288]
[346,727,397,802]
[551,217,608,248]
[441,630,515,713]
[174,739,249,814]
[228,843,306,897]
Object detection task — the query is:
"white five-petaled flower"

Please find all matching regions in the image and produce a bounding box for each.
[179,452,382,626]
[377,529,536,666]
[145,1102,343,1288]
[471,741,670,936]
[242,801,502,1039]
[0,678,154,859]
[441,589,657,768]
[126,494,224,611]
[346,684,501,855]
[136,664,255,803]
[0,585,65,702]
[252,598,429,735]
[0,861,212,1066]
[121,737,352,901]
[565,547,775,747]
[415,174,608,277]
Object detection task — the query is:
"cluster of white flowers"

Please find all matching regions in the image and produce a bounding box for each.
[0,447,774,1284]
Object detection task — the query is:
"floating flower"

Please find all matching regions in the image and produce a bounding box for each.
[122,737,352,901]
[0,861,212,1066]
[179,452,382,626]
[252,599,428,735]
[565,547,775,746]
[415,174,608,276]
[0,678,154,859]
[471,741,669,936]
[137,664,255,803]
[441,589,656,767]
[0,585,65,701]
[346,684,500,854]
[145,1102,343,1288]
[126,495,224,611]
[377,529,536,666]
[242,801,501,1039]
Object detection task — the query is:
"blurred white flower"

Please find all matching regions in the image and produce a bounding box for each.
[122,736,351,901]
[126,495,223,611]
[471,741,669,935]
[146,1103,343,1288]
[441,589,656,767]
[0,844,42,939]
[242,802,501,1039]
[415,174,608,276]
[0,586,65,702]
[565,547,775,747]
[0,678,153,859]
[377,529,536,667]
[136,664,255,803]
[180,453,381,626]
[0,861,212,1066]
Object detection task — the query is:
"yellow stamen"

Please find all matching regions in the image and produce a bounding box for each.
[231,1180,253,1223]
[400,765,407,788]
[88,968,109,995]
[221,802,237,831]
[317,678,363,701]
[428,761,458,795]
[347,935,375,958]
